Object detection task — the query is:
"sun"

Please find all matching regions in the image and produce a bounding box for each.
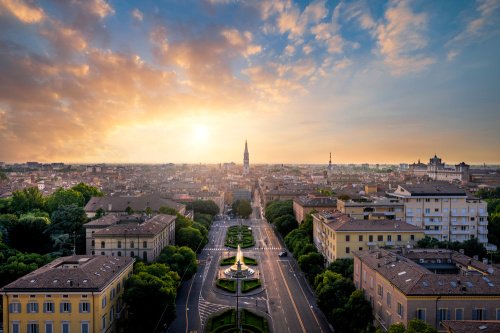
[192,124,209,142]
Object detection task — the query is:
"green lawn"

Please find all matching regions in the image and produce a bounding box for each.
[220,256,236,266]
[241,279,261,293]
[216,279,236,293]
[206,309,269,333]
[225,225,255,248]
[243,256,258,265]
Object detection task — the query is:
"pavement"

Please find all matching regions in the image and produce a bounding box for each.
[167,193,333,333]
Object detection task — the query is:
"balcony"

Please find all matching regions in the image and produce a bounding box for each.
[424,211,443,217]
[451,211,468,217]
[450,229,470,235]
[367,241,377,246]
[478,228,488,234]
[479,220,488,226]
[479,211,488,217]
[424,229,442,235]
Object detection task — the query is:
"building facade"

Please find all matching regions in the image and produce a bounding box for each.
[389,184,490,248]
[292,195,336,224]
[312,212,425,263]
[408,155,470,182]
[337,198,404,221]
[1,255,134,333]
[353,249,500,332]
[84,214,176,262]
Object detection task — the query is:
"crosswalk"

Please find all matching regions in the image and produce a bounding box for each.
[202,247,283,251]
[198,295,230,329]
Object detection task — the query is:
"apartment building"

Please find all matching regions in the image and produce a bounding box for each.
[1,255,134,333]
[312,212,424,263]
[389,184,490,248]
[292,195,336,224]
[353,248,500,332]
[84,214,176,262]
[337,197,404,221]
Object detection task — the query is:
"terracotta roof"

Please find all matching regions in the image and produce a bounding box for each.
[397,184,466,196]
[293,196,337,207]
[315,212,423,232]
[441,321,500,333]
[1,255,134,292]
[92,214,176,237]
[354,249,500,296]
[84,194,185,213]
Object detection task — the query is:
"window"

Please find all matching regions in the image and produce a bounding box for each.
[130,251,135,257]
[117,241,122,248]
[377,235,383,242]
[81,322,89,333]
[44,302,54,313]
[62,322,70,333]
[387,235,392,242]
[397,235,402,241]
[410,235,415,241]
[102,315,106,330]
[45,322,53,333]
[143,241,147,248]
[358,247,363,251]
[60,302,71,313]
[91,240,95,247]
[472,308,487,320]
[369,235,373,242]
[27,323,39,333]
[416,308,426,320]
[435,208,439,212]
[110,307,114,323]
[101,252,105,255]
[101,241,105,249]
[27,302,39,313]
[425,208,430,214]
[438,308,450,322]
[117,281,121,293]
[111,288,116,300]
[397,302,404,317]
[12,322,20,333]
[496,308,500,320]
[130,241,134,248]
[143,251,148,261]
[79,302,90,313]
[117,251,121,257]
[102,295,107,308]
[456,308,463,320]
[386,292,392,307]
[346,235,350,242]
[377,284,383,297]
[345,247,350,254]
[9,302,21,313]
[425,199,430,202]
[358,235,363,241]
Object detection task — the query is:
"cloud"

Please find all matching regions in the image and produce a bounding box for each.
[131,8,143,22]
[447,0,500,55]
[40,20,88,58]
[374,0,435,75]
[276,0,327,39]
[0,0,45,23]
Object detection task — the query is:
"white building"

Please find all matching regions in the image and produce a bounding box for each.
[389,184,494,250]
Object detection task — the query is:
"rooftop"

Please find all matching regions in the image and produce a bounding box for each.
[314,212,423,232]
[1,255,134,292]
[84,194,185,213]
[91,214,176,237]
[441,321,500,333]
[294,195,337,207]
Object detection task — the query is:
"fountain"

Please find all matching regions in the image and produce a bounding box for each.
[224,245,254,278]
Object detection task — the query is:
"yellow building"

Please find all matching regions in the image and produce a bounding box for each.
[337,198,405,221]
[1,255,134,333]
[312,212,425,263]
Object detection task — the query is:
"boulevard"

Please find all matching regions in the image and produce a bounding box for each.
[168,194,332,333]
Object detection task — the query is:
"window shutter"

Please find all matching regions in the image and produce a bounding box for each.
[447,309,451,320]
[9,303,13,313]
[60,303,63,313]
[34,303,39,313]
[79,303,82,313]
[26,303,30,313]
[68,303,72,312]
[472,309,477,320]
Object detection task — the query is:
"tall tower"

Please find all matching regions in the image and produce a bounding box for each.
[243,140,250,175]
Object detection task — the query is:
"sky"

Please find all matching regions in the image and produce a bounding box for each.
[0,0,499,165]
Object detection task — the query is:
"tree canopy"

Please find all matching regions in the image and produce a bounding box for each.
[11,187,46,214]
[71,183,103,205]
[264,200,293,223]
[46,188,85,212]
[187,200,219,216]
[157,245,197,280]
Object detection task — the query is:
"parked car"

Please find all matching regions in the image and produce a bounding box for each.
[278,251,287,257]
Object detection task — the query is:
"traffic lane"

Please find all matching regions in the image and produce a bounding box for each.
[278,260,329,333]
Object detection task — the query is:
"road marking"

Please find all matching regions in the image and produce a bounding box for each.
[185,270,197,333]
[286,261,324,333]
[277,262,307,333]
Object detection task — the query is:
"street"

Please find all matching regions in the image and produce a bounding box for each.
[168,194,332,333]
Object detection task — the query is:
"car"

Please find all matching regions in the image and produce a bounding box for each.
[278,251,287,257]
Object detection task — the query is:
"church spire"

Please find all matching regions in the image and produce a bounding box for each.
[243,140,249,175]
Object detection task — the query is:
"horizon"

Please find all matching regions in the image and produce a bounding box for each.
[1,0,499,164]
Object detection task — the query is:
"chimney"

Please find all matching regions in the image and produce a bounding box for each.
[107,203,112,211]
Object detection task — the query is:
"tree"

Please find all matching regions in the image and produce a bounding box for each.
[265,200,293,223]
[235,200,252,219]
[157,245,197,280]
[46,188,85,212]
[380,320,437,333]
[71,183,104,205]
[274,214,298,237]
[488,214,500,248]
[314,270,355,312]
[298,252,325,283]
[300,213,314,240]
[123,262,179,332]
[9,214,53,254]
[159,206,177,215]
[0,214,18,243]
[0,197,12,214]
[176,227,204,252]
[337,194,351,201]
[191,221,208,238]
[49,204,88,254]
[187,200,219,216]
[125,206,134,215]
[0,252,53,287]
[94,208,105,219]
[11,187,45,214]
[330,290,373,333]
[327,258,354,280]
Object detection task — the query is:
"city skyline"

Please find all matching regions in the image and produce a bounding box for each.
[1,0,499,164]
